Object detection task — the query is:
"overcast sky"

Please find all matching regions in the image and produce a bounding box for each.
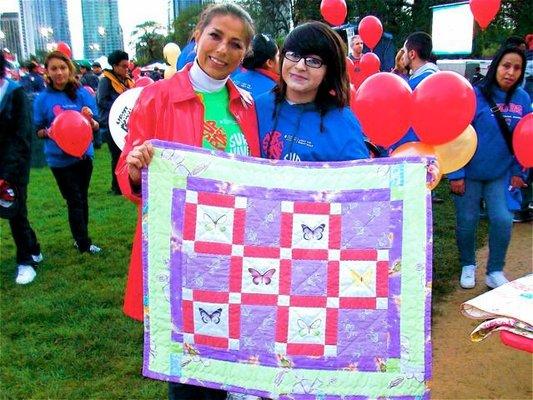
[0,0,168,58]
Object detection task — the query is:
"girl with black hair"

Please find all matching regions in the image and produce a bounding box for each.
[33,51,101,254]
[232,33,279,98]
[256,21,368,162]
[448,46,531,289]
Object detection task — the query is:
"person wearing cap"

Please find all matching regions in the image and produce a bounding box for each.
[79,60,99,92]
[91,61,102,77]
[232,33,279,99]
[96,50,135,195]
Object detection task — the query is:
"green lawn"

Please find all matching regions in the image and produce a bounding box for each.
[0,149,485,399]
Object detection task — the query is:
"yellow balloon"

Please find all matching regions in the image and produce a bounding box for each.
[163,43,181,67]
[164,66,177,79]
[434,125,477,174]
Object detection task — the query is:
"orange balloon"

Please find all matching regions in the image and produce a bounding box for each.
[390,142,436,158]
[390,142,442,190]
[434,125,477,174]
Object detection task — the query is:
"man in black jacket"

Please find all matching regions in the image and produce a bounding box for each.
[0,53,42,284]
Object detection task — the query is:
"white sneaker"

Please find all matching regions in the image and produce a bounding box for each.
[460,265,476,289]
[486,271,509,289]
[88,244,101,254]
[16,265,36,285]
[32,253,43,263]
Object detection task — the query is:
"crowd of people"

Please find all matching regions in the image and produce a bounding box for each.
[1,2,531,399]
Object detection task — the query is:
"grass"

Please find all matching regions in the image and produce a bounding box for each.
[0,149,486,399]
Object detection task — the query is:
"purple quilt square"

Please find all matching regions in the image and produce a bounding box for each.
[290,260,328,296]
[341,201,391,249]
[244,198,281,247]
[183,253,231,291]
[239,305,277,353]
[337,309,389,359]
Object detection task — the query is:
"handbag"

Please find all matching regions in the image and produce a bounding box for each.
[480,87,514,155]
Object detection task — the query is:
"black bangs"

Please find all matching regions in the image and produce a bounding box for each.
[283,23,332,62]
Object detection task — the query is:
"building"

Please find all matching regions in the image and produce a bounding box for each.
[0,12,23,61]
[170,0,212,20]
[82,0,124,60]
[18,0,71,58]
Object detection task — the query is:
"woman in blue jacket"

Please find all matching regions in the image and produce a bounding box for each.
[256,21,369,162]
[34,51,101,254]
[448,46,531,289]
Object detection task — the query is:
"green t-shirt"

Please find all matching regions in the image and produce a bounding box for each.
[197,88,250,156]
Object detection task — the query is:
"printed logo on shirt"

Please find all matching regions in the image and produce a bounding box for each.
[53,103,80,116]
[262,131,284,159]
[284,152,301,162]
[228,132,249,156]
[203,120,227,150]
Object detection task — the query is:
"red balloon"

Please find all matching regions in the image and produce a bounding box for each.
[320,0,347,26]
[470,0,501,30]
[411,71,476,145]
[83,85,95,96]
[134,76,154,87]
[360,52,380,76]
[56,42,72,58]
[358,16,383,50]
[353,72,412,147]
[49,110,92,158]
[513,113,533,167]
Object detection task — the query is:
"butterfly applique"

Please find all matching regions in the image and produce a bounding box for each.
[349,268,374,291]
[203,213,227,232]
[199,307,222,324]
[301,223,326,240]
[248,268,276,285]
[297,318,322,337]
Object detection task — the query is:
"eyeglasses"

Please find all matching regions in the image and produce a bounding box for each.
[284,51,324,69]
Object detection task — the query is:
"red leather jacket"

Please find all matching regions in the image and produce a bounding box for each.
[117,63,260,321]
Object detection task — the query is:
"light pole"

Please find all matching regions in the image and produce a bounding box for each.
[98,26,106,57]
[89,42,100,59]
[39,26,54,53]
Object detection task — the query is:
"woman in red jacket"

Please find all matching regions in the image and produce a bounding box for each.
[117,3,259,319]
[116,4,259,399]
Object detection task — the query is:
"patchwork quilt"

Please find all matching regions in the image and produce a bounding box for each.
[142,140,433,399]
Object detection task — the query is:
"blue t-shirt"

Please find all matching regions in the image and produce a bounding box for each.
[256,91,369,162]
[387,64,439,152]
[33,86,98,167]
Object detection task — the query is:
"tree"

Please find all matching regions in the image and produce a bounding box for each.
[130,21,166,65]
[240,0,292,39]
[167,4,205,48]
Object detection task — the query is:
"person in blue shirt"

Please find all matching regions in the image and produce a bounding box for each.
[388,32,439,152]
[256,21,368,162]
[448,46,531,290]
[232,33,279,99]
[34,51,102,254]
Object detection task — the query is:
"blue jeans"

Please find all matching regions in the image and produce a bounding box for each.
[452,176,513,274]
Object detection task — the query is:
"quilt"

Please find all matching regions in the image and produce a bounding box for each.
[461,274,533,342]
[142,140,433,399]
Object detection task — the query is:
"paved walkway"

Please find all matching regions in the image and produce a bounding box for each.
[431,222,532,399]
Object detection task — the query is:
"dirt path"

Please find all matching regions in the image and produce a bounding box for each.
[431,222,533,399]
